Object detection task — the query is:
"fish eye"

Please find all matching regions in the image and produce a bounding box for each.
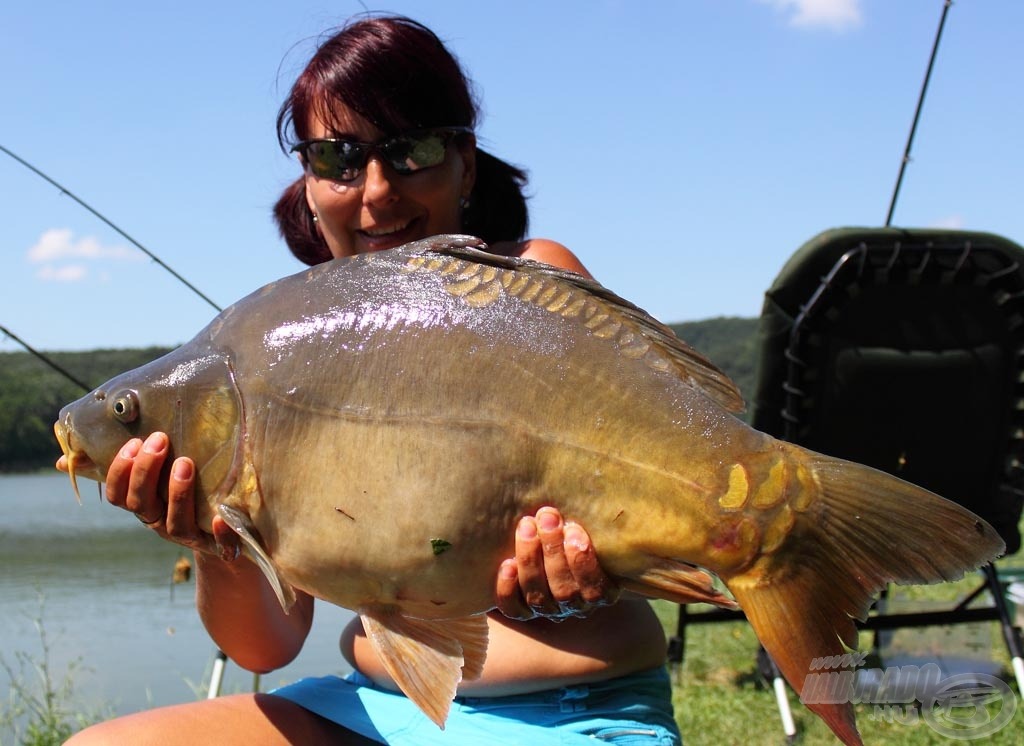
[110,390,140,424]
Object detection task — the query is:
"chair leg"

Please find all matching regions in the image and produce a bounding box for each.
[758,646,797,740]
[667,605,687,684]
[207,648,228,699]
[871,585,890,658]
[981,563,1024,699]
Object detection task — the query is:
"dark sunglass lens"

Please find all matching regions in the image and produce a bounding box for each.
[382,132,448,174]
[306,141,366,181]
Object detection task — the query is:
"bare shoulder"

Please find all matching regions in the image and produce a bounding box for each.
[492,238,593,278]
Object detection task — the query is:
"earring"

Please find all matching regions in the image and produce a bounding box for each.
[312,213,319,223]
[459,197,471,210]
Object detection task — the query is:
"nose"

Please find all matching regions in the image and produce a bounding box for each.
[362,156,400,207]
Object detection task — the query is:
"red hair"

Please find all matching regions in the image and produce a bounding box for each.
[274,15,528,264]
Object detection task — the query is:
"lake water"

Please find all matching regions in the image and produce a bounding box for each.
[0,472,354,725]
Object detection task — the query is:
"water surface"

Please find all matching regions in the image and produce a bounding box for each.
[0,472,354,720]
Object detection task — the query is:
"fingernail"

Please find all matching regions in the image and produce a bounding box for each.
[564,523,589,551]
[120,440,142,460]
[499,559,517,580]
[518,517,537,539]
[143,432,167,455]
[172,458,193,481]
[537,508,560,532]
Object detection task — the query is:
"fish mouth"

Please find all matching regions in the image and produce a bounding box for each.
[53,418,101,504]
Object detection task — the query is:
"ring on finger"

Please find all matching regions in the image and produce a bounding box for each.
[135,512,161,526]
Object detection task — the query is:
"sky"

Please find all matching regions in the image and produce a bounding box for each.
[2,0,1023,353]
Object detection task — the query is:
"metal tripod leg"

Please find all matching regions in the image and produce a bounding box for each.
[758,646,796,740]
[981,563,1024,699]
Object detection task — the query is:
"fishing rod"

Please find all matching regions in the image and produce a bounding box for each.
[0,150,235,685]
[885,0,952,226]
[0,324,91,392]
[0,143,222,313]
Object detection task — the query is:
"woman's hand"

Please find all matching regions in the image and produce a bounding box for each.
[495,506,620,620]
[103,432,239,561]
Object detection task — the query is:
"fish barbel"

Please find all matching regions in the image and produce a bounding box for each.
[54,235,1004,744]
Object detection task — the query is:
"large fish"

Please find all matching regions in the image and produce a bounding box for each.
[54,235,1003,744]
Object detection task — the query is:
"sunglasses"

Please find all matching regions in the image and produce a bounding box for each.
[291,127,472,182]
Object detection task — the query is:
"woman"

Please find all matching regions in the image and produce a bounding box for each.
[66,15,678,745]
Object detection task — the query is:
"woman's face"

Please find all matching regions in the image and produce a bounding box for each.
[302,106,476,258]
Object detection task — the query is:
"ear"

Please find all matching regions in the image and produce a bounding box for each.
[303,176,317,217]
[456,134,477,201]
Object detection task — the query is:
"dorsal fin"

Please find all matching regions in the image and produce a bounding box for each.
[411,239,745,413]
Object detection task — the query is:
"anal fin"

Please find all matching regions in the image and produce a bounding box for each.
[359,609,489,728]
[729,573,863,746]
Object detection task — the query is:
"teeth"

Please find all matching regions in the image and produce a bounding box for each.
[363,221,410,237]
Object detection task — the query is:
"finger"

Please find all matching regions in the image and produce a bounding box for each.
[124,432,169,523]
[535,507,580,606]
[514,515,559,615]
[165,457,201,541]
[563,522,620,606]
[105,438,143,509]
[164,457,231,558]
[494,559,534,620]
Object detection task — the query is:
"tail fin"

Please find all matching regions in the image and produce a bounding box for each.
[726,447,1005,746]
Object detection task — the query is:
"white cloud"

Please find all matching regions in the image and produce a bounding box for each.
[27,228,139,283]
[760,0,863,32]
[27,228,137,263]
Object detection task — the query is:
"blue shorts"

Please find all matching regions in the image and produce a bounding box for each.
[270,666,680,745]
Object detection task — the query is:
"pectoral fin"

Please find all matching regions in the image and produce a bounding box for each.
[217,504,296,613]
[359,609,489,728]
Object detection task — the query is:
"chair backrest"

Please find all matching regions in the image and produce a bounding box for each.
[751,227,1024,553]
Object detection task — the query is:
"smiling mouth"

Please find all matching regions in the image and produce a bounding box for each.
[362,221,412,237]
[357,219,420,247]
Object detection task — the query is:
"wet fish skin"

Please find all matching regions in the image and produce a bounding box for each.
[54,235,1004,744]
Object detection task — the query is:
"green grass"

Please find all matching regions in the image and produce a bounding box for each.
[658,534,1024,745]
[0,595,111,746]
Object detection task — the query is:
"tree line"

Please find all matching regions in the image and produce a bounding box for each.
[0,317,758,473]
[0,346,172,472]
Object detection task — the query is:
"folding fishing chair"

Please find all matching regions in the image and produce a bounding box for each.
[669,226,1024,738]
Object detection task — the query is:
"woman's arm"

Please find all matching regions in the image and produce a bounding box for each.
[102,433,314,672]
[193,550,314,673]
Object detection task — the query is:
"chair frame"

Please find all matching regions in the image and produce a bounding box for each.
[668,228,1024,739]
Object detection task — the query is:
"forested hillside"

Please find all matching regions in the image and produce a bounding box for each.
[0,317,758,472]
[0,347,172,472]
[669,317,758,408]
